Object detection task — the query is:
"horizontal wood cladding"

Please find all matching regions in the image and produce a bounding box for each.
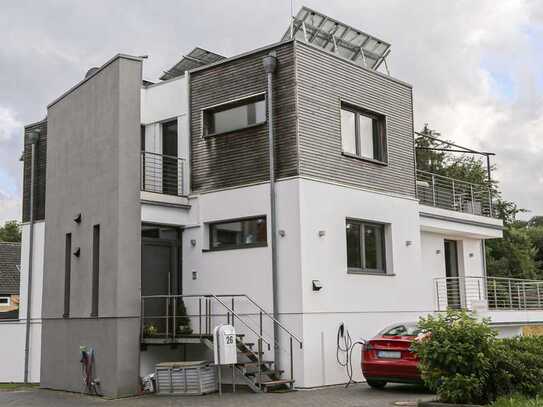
[22,120,47,222]
[190,42,298,193]
[295,42,416,198]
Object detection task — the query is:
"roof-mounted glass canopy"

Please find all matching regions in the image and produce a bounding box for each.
[160,47,226,81]
[282,7,391,72]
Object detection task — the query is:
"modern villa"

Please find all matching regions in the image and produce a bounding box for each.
[6,6,543,398]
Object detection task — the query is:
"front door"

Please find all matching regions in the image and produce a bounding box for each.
[142,238,177,336]
[444,239,461,309]
[162,120,178,195]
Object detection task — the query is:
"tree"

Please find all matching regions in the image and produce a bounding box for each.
[0,220,21,242]
[415,125,542,280]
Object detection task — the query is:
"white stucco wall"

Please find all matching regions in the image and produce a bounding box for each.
[0,222,44,383]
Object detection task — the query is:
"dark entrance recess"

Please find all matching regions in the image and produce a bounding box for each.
[141,224,182,336]
[162,120,178,196]
[444,239,461,309]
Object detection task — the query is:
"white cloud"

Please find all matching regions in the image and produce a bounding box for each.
[0,107,21,143]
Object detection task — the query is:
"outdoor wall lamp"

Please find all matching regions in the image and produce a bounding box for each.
[74,213,82,224]
[312,280,323,291]
[73,248,81,257]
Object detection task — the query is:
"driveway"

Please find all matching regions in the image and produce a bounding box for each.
[0,384,433,406]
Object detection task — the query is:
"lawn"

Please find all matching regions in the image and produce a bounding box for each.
[0,383,38,391]
[492,395,543,407]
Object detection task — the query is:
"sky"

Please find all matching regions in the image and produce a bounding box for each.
[0,0,542,223]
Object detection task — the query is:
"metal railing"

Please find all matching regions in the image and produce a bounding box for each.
[140,294,302,388]
[416,170,493,217]
[435,276,543,311]
[140,151,185,196]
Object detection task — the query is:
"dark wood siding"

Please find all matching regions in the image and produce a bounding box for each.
[190,42,298,192]
[295,42,416,198]
[22,120,47,222]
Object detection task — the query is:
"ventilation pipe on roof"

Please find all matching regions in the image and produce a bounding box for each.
[24,128,40,384]
[262,51,281,371]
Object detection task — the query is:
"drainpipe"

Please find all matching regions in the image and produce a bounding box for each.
[24,128,40,384]
[262,51,280,370]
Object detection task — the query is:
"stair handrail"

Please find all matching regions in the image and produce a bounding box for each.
[221,294,303,348]
[207,294,272,348]
[141,294,271,348]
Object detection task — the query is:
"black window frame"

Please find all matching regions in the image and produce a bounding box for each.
[202,93,267,137]
[346,218,387,274]
[208,215,268,252]
[340,102,387,164]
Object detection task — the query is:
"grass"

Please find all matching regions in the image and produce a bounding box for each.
[492,395,543,407]
[0,383,38,391]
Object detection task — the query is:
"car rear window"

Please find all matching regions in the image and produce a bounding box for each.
[381,324,421,337]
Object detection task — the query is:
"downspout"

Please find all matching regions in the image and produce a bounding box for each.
[24,128,40,384]
[262,51,280,369]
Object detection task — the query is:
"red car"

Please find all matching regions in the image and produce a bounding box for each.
[362,322,422,389]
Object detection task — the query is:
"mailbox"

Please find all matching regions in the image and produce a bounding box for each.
[213,324,237,365]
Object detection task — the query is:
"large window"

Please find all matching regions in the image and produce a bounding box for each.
[340,103,387,163]
[203,94,266,136]
[209,216,267,251]
[346,219,386,273]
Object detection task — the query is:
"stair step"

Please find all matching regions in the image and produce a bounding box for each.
[245,369,284,377]
[259,379,295,392]
[236,361,274,368]
[238,342,254,348]
[238,351,264,358]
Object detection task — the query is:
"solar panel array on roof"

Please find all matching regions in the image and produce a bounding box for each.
[160,47,226,81]
[282,7,391,71]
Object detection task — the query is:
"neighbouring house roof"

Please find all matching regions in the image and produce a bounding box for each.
[0,242,21,296]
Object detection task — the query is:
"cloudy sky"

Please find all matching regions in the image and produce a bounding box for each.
[1,0,542,223]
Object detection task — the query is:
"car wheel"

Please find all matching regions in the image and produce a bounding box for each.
[367,379,387,389]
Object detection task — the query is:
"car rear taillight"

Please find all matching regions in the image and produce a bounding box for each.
[363,342,374,352]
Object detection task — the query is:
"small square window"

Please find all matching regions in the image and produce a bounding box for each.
[346,219,386,273]
[209,216,267,251]
[340,103,387,163]
[203,95,266,136]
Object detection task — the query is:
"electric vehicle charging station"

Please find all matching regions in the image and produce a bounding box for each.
[214,324,237,395]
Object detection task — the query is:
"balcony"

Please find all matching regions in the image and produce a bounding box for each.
[416,170,494,217]
[140,151,185,197]
[435,276,543,312]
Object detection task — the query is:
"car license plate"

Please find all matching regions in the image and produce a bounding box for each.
[378,351,401,359]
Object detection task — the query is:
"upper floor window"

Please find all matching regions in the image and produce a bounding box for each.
[209,216,267,251]
[346,219,386,274]
[203,94,266,137]
[340,103,387,163]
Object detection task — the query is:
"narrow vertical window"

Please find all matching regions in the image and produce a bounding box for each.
[63,233,71,318]
[91,225,100,317]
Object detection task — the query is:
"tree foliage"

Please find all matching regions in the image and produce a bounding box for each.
[415,125,542,280]
[0,220,21,242]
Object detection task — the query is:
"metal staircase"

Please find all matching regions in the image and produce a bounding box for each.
[140,294,303,393]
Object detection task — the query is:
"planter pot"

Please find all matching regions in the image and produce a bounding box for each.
[418,403,482,407]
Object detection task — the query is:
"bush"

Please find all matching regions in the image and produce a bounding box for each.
[412,310,497,404]
[492,395,543,407]
[491,336,543,399]
[414,310,543,404]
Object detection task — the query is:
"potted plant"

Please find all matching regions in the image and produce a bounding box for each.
[143,323,158,338]
[175,299,193,335]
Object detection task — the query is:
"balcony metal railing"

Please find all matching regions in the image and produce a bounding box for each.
[140,151,185,196]
[435,276,543,311]
[416,170,493,217]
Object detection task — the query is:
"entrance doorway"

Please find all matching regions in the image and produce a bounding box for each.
[162,120,178,196]
[444,239,461,309]
[141,225,181,336]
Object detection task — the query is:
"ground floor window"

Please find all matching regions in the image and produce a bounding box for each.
[346,219,386,273]
[209,216,267,251]
[0,296,11,305]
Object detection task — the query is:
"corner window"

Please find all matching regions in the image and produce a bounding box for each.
[340,103,386,163]
[203,94,266,136]
[0,297,11,306]
[209,216,267,251]
[346,219,386,273]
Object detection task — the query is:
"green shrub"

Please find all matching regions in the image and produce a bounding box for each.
[412,310,497,404]
[491,336,543,398]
